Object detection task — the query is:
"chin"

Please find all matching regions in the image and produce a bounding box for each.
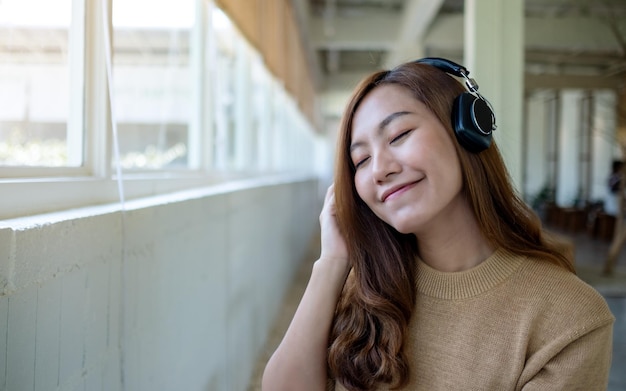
[375,210,421,235]
[388,219,417,235]
[395,227,415,235]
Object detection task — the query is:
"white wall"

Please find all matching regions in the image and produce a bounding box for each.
[524,90,548,201]
[555,90,618,207]
[556,90,583,206]
[591,90,619,203]
[0,175,320,391]
[524,89,617,208]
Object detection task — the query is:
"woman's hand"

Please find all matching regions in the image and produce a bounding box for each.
[319,184,350,271]
[261,183,351,391]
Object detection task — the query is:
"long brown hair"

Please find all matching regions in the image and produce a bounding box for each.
[328,61,573,390]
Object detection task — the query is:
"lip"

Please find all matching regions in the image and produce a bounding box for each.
[381,180,421,202]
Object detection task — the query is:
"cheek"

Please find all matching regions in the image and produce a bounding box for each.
[442,158,464,194]
[353,173,373,205]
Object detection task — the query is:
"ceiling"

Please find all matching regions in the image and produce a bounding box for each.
[292,0,626,96]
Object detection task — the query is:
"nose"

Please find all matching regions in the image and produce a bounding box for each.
[371,149,400,183]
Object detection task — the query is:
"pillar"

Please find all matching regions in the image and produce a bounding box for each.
[464,0,524,189]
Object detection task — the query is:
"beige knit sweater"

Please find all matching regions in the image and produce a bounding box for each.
[332,249,615,391]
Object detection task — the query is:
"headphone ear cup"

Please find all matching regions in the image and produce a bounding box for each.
[452,92,494,153]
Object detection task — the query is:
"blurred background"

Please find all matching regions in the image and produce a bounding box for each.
[0,0,625,390]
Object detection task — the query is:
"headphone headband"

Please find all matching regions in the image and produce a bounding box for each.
[415,57,468,78]
[416,57,480,93]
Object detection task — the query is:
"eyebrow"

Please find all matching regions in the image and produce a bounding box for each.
[349,110,413,153]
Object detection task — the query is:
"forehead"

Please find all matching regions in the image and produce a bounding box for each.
[351,84,424,137]
[358,84,415,113]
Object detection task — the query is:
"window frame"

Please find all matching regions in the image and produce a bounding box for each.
[0,0,321,221]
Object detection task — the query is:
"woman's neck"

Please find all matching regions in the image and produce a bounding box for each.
[415,199,494,272]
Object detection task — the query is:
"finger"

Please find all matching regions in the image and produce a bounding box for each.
[324,183,335,203]
[321,184,337,221]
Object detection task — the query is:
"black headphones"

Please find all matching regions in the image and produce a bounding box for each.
[415,57,496,153]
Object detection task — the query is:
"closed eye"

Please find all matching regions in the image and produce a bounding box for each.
[391,129,413,144]
[354,156,369,169]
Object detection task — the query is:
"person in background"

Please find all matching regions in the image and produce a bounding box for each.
[606,159,623,217]
[262,58,614,391]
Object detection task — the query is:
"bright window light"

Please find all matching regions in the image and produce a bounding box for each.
[0,0,83,167]
[112,0,196,170]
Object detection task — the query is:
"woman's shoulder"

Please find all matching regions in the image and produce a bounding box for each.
[513,254,614,327]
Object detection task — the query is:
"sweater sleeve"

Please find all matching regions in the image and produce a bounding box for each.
[520,321,614,391]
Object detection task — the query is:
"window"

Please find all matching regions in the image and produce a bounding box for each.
[251,55,270,171]
[0,0,321,220]
[211,7,237,171]
[0,0,84,168]
[112,0,196,170]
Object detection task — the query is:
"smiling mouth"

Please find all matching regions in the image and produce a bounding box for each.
[382,180,421,202]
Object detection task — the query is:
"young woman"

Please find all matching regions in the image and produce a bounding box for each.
[262,59,614,391]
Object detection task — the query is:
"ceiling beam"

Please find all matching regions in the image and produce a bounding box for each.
[524,73,624,90]
[311,12,626,66]
[310,9,400,50]
[424,14,626,53]
[383,0,445,68]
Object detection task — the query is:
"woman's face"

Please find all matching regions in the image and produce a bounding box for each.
[349,84,466,235]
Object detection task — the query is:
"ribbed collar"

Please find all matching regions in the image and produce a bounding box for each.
[415,248,525,300]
